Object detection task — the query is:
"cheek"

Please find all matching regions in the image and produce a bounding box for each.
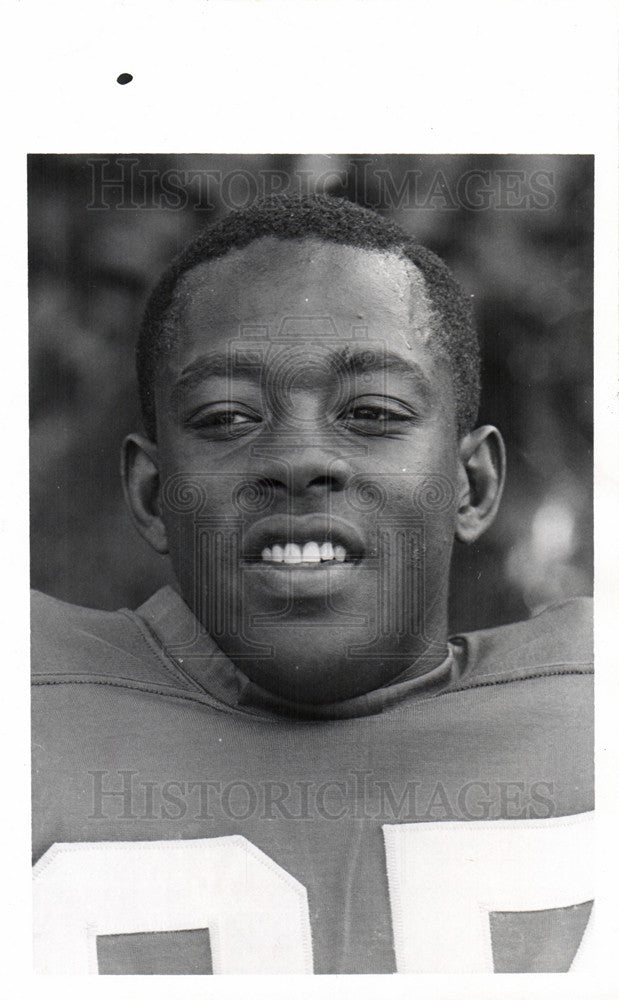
[159,467,275,584]
[380,441,459,516]
[379,450,459,559]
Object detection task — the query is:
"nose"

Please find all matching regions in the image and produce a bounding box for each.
[248,413,354,499]
[252,447,352,498]
[244,384,357,501]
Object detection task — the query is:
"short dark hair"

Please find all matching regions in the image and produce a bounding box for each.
[137,194,480,439]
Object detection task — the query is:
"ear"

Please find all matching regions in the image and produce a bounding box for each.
[120,433,169,554]
[455,425,506,544]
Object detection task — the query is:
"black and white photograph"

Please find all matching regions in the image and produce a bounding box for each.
[1,1,617,997]
[30,154,594,974]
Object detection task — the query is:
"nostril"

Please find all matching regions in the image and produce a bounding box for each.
[256,477,285,492]
[246,457,351,497]
[304,474,343,492]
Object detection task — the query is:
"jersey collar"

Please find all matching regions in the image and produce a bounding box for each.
[136,585,459,720]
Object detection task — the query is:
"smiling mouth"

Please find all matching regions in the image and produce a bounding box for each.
[259,540,351,565]
[242,514,365,567]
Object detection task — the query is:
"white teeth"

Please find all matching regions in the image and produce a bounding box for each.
[302,541,321,562]
[284,543,302,564]
[259,540,350,563]
[320,541,335,561]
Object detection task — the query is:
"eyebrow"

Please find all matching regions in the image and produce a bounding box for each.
[336,347,432,386]
[169,352,263,410]
[169,346,434,410]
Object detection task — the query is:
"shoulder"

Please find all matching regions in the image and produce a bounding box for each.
[31,589,192,691]
[449,596,592,691]
[32,589,135,643]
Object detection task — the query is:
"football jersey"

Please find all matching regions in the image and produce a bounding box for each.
[31,587,593,975]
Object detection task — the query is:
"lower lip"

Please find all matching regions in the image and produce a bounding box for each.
[242,560,360,598]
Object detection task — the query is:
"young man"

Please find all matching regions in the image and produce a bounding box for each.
[32,195,593,974]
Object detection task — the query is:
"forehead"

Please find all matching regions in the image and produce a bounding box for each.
[172,237,439,353]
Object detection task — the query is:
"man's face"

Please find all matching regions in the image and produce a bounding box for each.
[154,237,461,703]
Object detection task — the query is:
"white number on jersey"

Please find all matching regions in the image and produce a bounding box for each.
[33,813,594,974]
[33,836,313,974]
[383,812,594,972]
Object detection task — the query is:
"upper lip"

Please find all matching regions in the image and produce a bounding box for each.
[242,513,366,562]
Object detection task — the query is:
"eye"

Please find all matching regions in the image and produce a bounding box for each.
[339,397,418,435]
[187,405,262,438]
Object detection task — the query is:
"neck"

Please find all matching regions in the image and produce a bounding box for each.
[139,585,455,719]
[201,613,451,705]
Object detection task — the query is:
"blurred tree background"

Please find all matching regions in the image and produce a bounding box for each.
[29,154,593,633]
